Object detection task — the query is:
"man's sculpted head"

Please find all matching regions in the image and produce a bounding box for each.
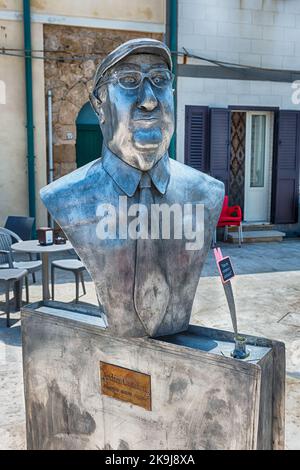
[90,39,175,171]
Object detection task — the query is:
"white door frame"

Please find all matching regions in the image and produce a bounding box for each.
[244,111,272,223]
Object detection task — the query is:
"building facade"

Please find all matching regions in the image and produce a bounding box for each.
[0,0,166,227]
[178,0,300,234]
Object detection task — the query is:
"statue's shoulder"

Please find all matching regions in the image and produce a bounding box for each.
[40,158,103,209]
[169,159,225,207]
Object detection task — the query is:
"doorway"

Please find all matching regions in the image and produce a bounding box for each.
[244,112,272,222]
[230,110,273,223]
[76,102,103,168]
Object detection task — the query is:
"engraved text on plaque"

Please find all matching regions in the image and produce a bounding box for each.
[100,362,151,411]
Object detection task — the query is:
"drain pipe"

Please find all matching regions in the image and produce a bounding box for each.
[167,0,178,160]
[47,90,54,228]
[23,0,36,228]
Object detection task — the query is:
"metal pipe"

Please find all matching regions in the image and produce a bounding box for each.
[47,90,54,228]
[23,0,36,226]
[167,0,177,160]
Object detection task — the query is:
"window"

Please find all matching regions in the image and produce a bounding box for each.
[250,114,266,188]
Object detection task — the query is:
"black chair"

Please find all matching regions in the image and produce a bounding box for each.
[5,216,34,241]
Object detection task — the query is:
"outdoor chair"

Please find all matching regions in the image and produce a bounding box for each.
[4,217,38,282]
[0,228,42,299]
[51,259,87,303]
[4,216,34,241]
[214,196,243,247]
[0,268,28,327]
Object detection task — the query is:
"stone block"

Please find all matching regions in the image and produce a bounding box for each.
[252,11,274,26]
[22,301,285,450]
[261,54,283,68]
[55,125,77,142]
[240,0,262,10]
[53,163,61,179]
[274,13,296,28]
[264,0,287,13]
[206,35,251,53]
[82,60,96,80]
[218,22,263,39]
[86,80,94,95]
[52,86,68,102]
[60,162,77,176]
[59,100,80,126]
[251,39,294,56]
[282,56,300,70]
[66,82,88,110]
[263,26,285,42]
[53,144,76,164]
[240,53,262,67]
[178,18,195,35]
[194,20,217,35]
[59,63,84,88]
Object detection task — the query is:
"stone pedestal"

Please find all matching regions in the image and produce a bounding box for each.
[21,301,285,450]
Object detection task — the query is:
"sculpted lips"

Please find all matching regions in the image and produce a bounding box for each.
[133,114,160,128]
[134,117,157,121]
[133,111,160,121]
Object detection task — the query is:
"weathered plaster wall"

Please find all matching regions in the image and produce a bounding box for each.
[44,25,162,178]
[0,19,47,227]
[0,0,165,26]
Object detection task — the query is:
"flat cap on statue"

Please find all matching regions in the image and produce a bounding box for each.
[93,38,173,90]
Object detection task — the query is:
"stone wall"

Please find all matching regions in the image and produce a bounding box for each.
[44,24,162,178]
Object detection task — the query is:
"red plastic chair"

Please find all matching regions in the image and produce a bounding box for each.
[215,196,243,246]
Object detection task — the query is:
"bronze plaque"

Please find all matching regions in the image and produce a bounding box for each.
[100,362,151,411]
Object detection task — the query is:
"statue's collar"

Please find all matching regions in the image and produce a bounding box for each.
[102,146,170,197]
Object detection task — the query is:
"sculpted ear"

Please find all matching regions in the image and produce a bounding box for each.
[89,92,101,117]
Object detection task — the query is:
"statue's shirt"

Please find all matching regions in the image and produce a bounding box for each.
[41,147,224,337]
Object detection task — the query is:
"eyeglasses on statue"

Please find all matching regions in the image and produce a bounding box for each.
[94,68,174,93]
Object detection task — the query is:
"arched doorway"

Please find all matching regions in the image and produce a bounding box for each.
[76,102,103,168]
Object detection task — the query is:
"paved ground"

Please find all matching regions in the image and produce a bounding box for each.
[0,240,300,450]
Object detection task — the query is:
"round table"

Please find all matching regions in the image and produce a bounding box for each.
[11,240,73,301]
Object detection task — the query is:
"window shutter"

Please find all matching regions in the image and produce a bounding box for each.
[209,108,230,193]
[184,106,209,172]
[272,110,300,224]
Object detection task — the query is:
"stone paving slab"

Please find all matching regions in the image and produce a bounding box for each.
[0,240,299,449]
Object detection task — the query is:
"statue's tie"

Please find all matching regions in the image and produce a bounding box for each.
[133,173,170,337]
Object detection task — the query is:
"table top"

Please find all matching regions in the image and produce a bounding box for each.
[0,268,28,280]
[11,240,73,254]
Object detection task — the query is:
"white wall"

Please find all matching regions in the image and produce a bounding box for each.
[179,0,300,70]
[176,76,299,163]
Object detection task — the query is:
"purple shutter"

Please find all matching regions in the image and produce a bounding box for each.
[272,110,300,224]
[209,108,230,193]
[184,106,209,172]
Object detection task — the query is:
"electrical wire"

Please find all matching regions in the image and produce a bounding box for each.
[0,49,103,61]
[1,46,300,74]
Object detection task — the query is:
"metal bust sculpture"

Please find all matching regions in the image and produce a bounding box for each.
[41,38,224,338]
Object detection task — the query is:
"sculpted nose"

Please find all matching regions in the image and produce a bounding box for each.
[137,79,158,111]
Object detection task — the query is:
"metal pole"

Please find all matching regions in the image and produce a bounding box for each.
[23,0,36,228]
[47,90,54,228]
[167,0,177,160]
